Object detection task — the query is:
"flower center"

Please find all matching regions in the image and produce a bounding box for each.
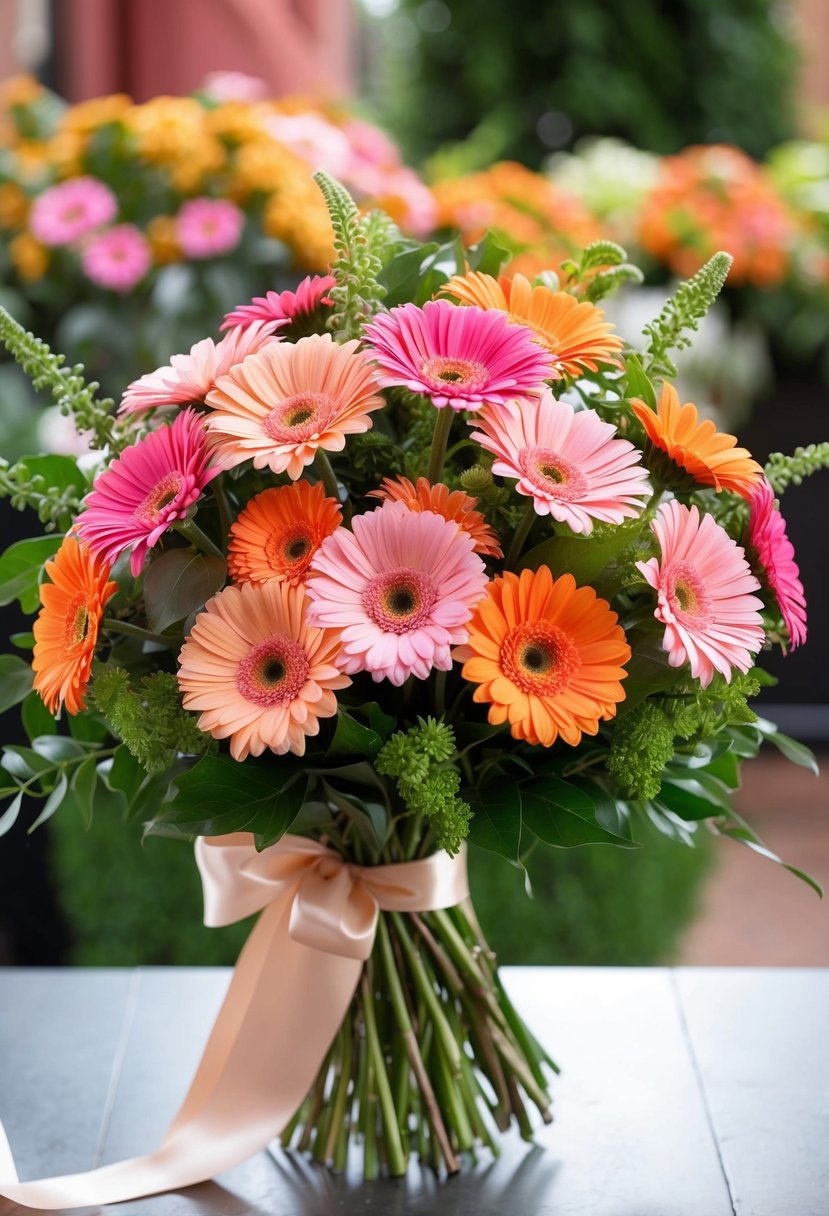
[63,595,92,649]
[501,620,581,696]
[265,524,314,575]
[519,445,588,500]
[420,355,489,394]
[363,567,437,634]
[236,633,310,707]
[263,392,336,443]
[62,204,85,223]
[133,471,184,525]
[665,559,712,624]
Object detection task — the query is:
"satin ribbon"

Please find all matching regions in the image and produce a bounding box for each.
[0,833,468,1212]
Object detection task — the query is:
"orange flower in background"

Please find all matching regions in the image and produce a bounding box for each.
[369,476,502,558]
[32,537,117,715]
[632,384,764,499]
[456,566,630,747]
[228,481,342,587]
[442,271,622,377]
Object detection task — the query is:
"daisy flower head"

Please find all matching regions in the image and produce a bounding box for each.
[369,475,502,557]
[632,384,763,499]
[30,176,117,247]
[221,274,336,337]
[228,481,342,587]
[177,580,350,761]
[176,197,244,259]
[81,223,152,292]
[442,271,623,378]
[456,566,630,747]
[204,333,385,478]
[76,408,220,576]
[747,479,807,651]
[636,499,764,688]
[32,537,117,715]
[470,390,650,533]
[362,299,554,412]
[305,500,488,686]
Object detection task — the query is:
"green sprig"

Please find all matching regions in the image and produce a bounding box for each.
[313,171,391,340]
[765,443,829,494]
[642,252,733,378]
[376,718,470,855]
[92,668,210,775]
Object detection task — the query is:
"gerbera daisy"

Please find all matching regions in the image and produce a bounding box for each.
[305,500,488,685]
[81,223,151,292]
[636,499,764,688]
[747,479,807,650]
[456,566,630,747]
[228,481,342,587]
[177,580,350,760]
[442,271,623,378]
[632,384,764,499]
[176,197,244,259]
[32,537,117,715]
[221,273,336,336]
[76,408,220,576]
[204,333,385,478]
[368,475,502,557]
[469,390,650,533]
[30,176,117,247]
[362,299,554,411]
[119,321,281,415]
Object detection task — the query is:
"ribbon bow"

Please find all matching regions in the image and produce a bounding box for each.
[0,833,468,1211]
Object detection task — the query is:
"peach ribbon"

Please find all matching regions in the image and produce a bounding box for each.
[0,832,468,1212]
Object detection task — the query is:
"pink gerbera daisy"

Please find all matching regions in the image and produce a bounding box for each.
[119,321,281,415]
[203,333,385,478]
[30,177,117,247]
[176,197,245,259]
[178,580,350,761]
[470,390,651,534]
[81,224,152,292]
[636,499,764,688]
[76,408,220,576]
[363,299,554,411]
[221,273,336,334]
[747,479,807,650]
[305,500,488,685]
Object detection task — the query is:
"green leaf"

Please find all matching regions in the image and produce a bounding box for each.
[522,776,635,848]
[69,754,98,828]
[0,535,63,612]
[658,778,731,821]
[720,826,823,897]
[17,453,86,496]
[68,710,110,744]
[378,241,440,307]
[466,232,511,277]
[1,745,53,782]
[31,735,94,763]
[0,654,34,713]
[0,791,24,838]
[99,744,146,810]
[468,777,522,861]
[11,631,34,649]
[624,352,658,410]
[143,550,227,634]
[21,692,56,743]
[326,708,383,759]
[520,520,640,586]
[28,771,69,831]
[755,722,819,776]
[366,702,396,742]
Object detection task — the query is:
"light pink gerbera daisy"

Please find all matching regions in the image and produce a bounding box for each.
[30,177,117,247]
[178,580,350,761]
[203,333,386,478]
[76,408,220,576]
[221,274,336,334]
[636,499,764,689]
[363,299,554,411]
[81,223,152,292]
[305,500,488,685]
[470,390,651,534]
[119,321,281,415]
[747,479,807,650]
[176,197,244,259]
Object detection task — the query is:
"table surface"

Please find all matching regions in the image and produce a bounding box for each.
[1,966,827,1216]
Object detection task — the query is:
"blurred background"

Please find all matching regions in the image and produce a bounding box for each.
[0,0,825,971]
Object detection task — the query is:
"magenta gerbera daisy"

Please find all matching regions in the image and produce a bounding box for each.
[221,274,336,335]
[363,299,554,411]
[636,499,764,689]
[747,479,807,650]
[305,500,488,685]
[76,408,220,576]
[470,390,651,533]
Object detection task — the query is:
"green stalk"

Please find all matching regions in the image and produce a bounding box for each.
[361,972,408,1176]
[323,1020,353,1163]
[314,449,341,501]
[390,912,461,1076]
[172,517,225,560]
[504,501,537,569]
[102,618,172,647]
[211,474,233,545]
[427,405,453,484]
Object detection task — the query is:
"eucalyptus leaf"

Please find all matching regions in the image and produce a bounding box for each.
[28,771,69,832]
[0,654,34,713]
[0,791,24,838]
[754,722,819,776]
[0,536,62,612]
[21,693,56,743]
[143,550,227,634]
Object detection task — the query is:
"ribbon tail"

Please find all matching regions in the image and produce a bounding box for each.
[0,897,364,1212]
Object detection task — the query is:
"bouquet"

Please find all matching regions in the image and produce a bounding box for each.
[0,172,825,1198]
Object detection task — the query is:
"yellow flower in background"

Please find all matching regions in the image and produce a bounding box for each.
[60,94,132,137]
[146,215,182,265]
[0,75,45,110]
[0,182,28,230]
[205,102,269,146]
[126,96,206,165]
[231,138,307,198]
[12,140,52,185]
[262,181,334,271]
[47,131,85,178]
[9,232,49,281]
[169,137,225,192]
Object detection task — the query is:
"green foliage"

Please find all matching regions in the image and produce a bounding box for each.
[608,701,677,800]
[765,443,829,494]
[377,717,470,854]
[314,172,390,339]
[660,670,764,745]
[559,240,644,302]
[92,668,210,775]
[0,535,62,613]
[342,431,405,495]
[642,253,733,378]
[0,455,87,532]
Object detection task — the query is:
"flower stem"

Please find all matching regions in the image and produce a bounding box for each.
[361,970,408,1176]
[211,474,233,545]
[314,449,341,501]
[505,501,537,569]
[427,406,453,484]
[102,618,172,646]
[173,518,225,560]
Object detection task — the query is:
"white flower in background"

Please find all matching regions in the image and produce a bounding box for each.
[546,137,659,232]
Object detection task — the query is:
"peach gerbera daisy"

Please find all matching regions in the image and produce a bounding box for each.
[204,333,385,478]
[177,580,350,761]
[442,271,623,378]
[32,536,117,715]
[228,481,342,587]
[632,384,764,499]
[456,566,630,747]
[368,475,502,557]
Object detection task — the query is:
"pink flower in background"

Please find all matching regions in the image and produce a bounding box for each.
[30,177,117,247]
[264,112,351,176]
[342,119,401,170]
[200,71,268,104]
[176,198,245,259]
[637,499,764,688]
[747,479,807,650]
[119,321,281,414]
[76,408,220,576]
[81,224,151,292]
[306,500,488,685]
[221,274,336,333]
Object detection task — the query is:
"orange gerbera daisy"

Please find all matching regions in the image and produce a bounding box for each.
[228,481,342,587]
[456,566,630,747]
[441,271,623,378]
[32,536,117,715]
[632,384,763,499]
[368,476,502,558]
